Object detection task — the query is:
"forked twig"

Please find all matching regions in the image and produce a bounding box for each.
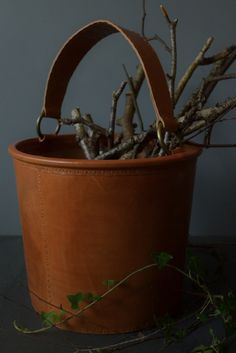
[201,45,236,65]
[180,46,236,118]
[147,34,171,53]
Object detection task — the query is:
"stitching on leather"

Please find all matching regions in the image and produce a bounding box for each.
[38,168,159,176]
[37,171,53,305]
[19,162,161,176]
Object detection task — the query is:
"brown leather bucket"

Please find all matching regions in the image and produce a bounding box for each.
[9,20,202,334]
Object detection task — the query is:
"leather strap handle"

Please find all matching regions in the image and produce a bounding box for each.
[41,20,178,133]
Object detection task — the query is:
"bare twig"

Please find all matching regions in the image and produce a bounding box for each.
[146,34,171,53]
[180,46,236,117]
[170,19,178,105]
[195,96,236,121]
[122,64,144,132]
[181,95,236,136]
[198,46,236,104]
[142,1,171,52]
[120,64,145,140]
[160,4,172,24]
[83,113,93,124]
[108,80,127,147]
[181,110,236,147]
[96,131,149,160]
[141,0,147,37]
[206,73,236,82]
[119,148,136,160]
[71,109,93,159]
[96,137,134,160]
[200,45,236,65]
[61,115,107,136]
[204,125,214,145]
[175,37,214,104]
[160,5,178,104]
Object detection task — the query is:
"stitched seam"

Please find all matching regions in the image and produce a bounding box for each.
[17,162,166,176]
[37,168,159,176]
[37,171,53,305]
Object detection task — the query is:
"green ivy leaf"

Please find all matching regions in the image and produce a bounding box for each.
[40,311,62,328]
[84,292,102,303]
[67,292,102,310]
[102,279,119,289]
[67,292,85,310]
[152,252,173,269]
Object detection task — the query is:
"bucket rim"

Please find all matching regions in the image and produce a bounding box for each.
[9,135,202,169]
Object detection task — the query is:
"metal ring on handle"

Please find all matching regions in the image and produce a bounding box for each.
[36,113,61,141]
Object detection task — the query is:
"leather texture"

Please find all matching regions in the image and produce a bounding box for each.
[9,20,202,333]
[42,20,178,132]
[9,137,201,333]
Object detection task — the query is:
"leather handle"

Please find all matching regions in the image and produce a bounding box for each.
[42,20,178,133]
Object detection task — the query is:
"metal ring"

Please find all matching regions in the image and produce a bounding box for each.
[36,113,61,141]
[157,120,170,155]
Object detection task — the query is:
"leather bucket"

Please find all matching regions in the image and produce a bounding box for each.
[9,20,202,334]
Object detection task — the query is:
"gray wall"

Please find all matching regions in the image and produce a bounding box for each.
[1,0,236,236]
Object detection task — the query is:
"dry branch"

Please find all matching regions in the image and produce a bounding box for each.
[95,131,149,160]
[108,80,127,147]
[201,45,236,65]
[141,0,147,37]
[182,96,236,136]
[206,73,236,82]
[160,5,178,103]
[58,4,236,159]
[202,47,236,101]
[160,4,172,24]
[61,114,107,136]
[71,109,93,159]
[147,34,171,53]
[142,1,171,53]
[122,64,144,132]
[180,46,236,118]
[120,64,145,140]
[175,37,214,104]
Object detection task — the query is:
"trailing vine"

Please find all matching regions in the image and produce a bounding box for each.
[13,251,236,353]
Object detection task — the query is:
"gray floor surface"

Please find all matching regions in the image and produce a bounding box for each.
[0,236,236,353]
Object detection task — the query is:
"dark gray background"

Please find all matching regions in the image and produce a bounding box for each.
[1,0,236,236]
